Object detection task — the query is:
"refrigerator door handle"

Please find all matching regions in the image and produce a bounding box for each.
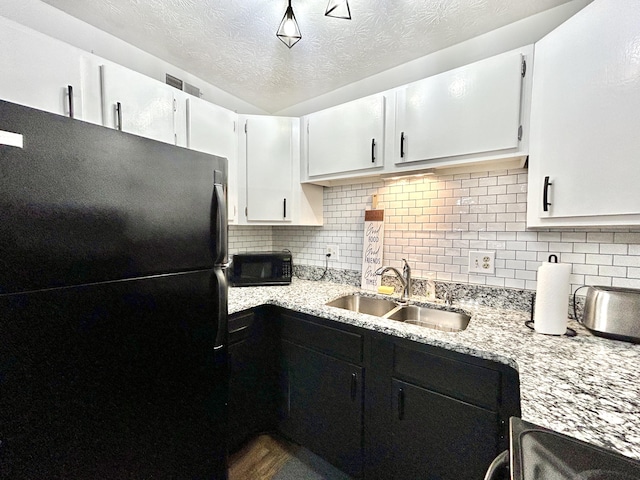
[212,267,228,352]
[211,179,228,265]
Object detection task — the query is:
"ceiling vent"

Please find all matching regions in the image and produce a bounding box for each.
[165,73,201,98]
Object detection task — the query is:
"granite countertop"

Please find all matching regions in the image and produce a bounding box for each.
[228,278,640,462]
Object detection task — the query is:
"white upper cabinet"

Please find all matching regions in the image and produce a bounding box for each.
[241,115,295,223]
[395,48,527,166]
[306,95,385,177]
[100,63,176,145]
[0,18,83,119]
[527,0,640,227]
[186,96,239,223]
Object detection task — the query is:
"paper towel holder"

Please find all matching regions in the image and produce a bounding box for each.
[526,293,577,337]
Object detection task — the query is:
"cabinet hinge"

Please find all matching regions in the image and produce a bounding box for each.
[173,99,177,112]
[517,125,523,141]
[307,122,309,134]
[521,58,527,78]
[233,121,236,133]
[245,207,248,217]
[244,121,247,134]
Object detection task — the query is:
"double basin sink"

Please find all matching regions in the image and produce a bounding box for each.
[325,294,471,332]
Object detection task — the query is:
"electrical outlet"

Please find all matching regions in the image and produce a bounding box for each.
[326,245,339,261]
[468,251,495,275]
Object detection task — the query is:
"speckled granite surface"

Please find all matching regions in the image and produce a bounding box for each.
[229,278,640,462]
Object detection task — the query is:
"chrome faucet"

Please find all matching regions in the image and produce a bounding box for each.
[375,258,412,303]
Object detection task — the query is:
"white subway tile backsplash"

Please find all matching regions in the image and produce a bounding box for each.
[478,176,498,186]
[561,253,586,264]
[548,242,573,253]
[586,254,613,265]
[613,255,640,267]
[221,170,640,293]
[562,232,587,242]
[613,277,640,288]
[505,278,525,289]
[487,185,507,195]
[585,275,613,286]
[600,243,628,255]
[574,243,600,254]
[573,264,599,275]
[516,231,538,242]
[615,233,640,244]
[627,267,640,279]
[599,266,627,277]
[487,204,507,214]
[497,174,518,185]
[587,232,614,243]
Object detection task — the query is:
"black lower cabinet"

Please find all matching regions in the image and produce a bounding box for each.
[229,307,521,480]
[369,337,520,480]
[228,308,277,453]
[391,379,498,480]
[277,311,365,478]
[279,341,364,477]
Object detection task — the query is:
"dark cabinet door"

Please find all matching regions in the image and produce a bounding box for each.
[279,340,364,478]
[391,379,499,480]
[228,309,277,453]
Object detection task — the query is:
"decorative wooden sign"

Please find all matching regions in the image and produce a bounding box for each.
[361,209,385,291]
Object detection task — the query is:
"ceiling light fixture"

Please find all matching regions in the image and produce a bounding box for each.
[276,0,302,49]
[325,0,352,20]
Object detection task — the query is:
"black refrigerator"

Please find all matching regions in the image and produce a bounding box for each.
[0,100,229,479]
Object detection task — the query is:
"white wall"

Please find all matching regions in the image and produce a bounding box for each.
[0,0,266,115]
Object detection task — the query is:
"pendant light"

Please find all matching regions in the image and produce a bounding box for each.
[325,0,351,20]
[276,0,302,49]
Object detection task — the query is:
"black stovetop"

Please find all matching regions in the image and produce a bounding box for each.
[510,418,640,480]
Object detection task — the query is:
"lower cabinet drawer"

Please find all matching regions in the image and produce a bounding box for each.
[279,311,364,364]
[393,344,501,410]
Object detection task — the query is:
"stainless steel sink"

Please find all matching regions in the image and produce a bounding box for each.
[325,294,471,332]
[385,305,471,332]
[325,294,397,317]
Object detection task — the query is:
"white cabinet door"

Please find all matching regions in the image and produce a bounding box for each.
[527,0,640,227]
[244,116,293,222]
[396,51,524,163]
[101,63,176,145]
[187,96,239,223]
[307,95,385,177]
[0,18,83,119]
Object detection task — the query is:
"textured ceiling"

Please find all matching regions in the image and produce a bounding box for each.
[40,0,573,113]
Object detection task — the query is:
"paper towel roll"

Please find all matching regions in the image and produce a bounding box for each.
[534,256,571,335]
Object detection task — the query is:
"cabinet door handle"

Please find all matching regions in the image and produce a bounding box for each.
[543,176,552,212]
[116,102,123,131]
[397,388,405,420]
[350,373,357,401]
[400,131,405,158]
[371,138,376,163]
[67,85,74,119]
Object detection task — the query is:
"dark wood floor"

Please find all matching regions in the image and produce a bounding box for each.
[228,434,298,480]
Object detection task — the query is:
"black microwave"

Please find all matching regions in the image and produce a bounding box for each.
[230,251,293,286]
